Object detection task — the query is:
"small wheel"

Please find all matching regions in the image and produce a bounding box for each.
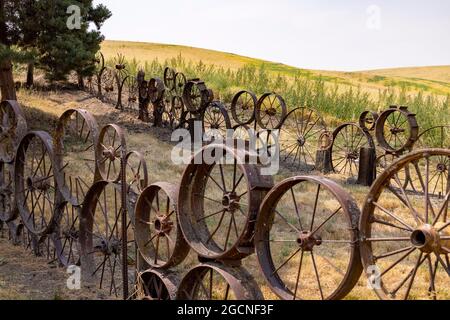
[96,124,127,183]
[280,107,326,170]
[173,72,187,97]
[255,176,362,300]
[125,151,148,196]
[178,143,274,260]
[360,149,450,300]
[163,67,176,91]
[126,76,139,111]
[54,109,99,206]
[255,93,287,130]
[202,102,232,141]
[231,91,257,126]
[148,78,165,104]
[170,96,185,129]
[375,106,419,154]
[14,131,58,236]
[134,269,179,300]
[0,100,28,163]
[0,161,16,223]
[135,182,190,269]
[101,67,118,104]
[416,126,450,149]
[79,181,134,298]
[331,123,374,178]
[359,111,379,132]
[177,262,264,300]
[182,80,212,114]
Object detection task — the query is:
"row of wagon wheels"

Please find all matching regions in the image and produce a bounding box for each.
[1,99,449,300]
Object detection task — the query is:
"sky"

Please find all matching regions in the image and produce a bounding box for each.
[93,0,450,71]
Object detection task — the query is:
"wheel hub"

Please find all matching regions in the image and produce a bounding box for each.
[96,237,121,256]
[297,231,322,251]
[390,127,405,135]
[103,147,118,161]
[266,108,277,117]
[436,163,447,173]
[154,215,173,235]
[410,224,449,254]
[26,176,51,191]
[297,136,306,147]
[346,151,359,161]
[222,192,240,211]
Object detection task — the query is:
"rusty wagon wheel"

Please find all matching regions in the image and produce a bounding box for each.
[54,109,99,206]
[0,100,28,163]
[135,182,190,269]
[182,80,212,114]
[126,76,139,111]
[230,90,257,126]
[125,151,148,197]
[202,101,232,141]
[360,149,450,300]
[330,123,375,178]
[173,72,187,97]
[170,96,185,129]
[14,131,58,237]
[255,93,287,130]
[178,143,274,260]
[255,176,362,300]
[79,181,134,298]
[148,78,165,104]
[96,124,127,183]
[134,269,179,300]
[280,107,327,171]
[359,111,379,132]
[375,106,419,154]
[101,67,119,104]
[177,262,264,300]
[163,67,176,91]
[0,161,16,223]
[416,125,450,149]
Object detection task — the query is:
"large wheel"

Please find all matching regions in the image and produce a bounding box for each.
[163,67,176,91]
[255,93,287,130]
[173,72,187,97]
[280,107,326,171]
[182,80,212,114]
[125,76,139,111]
[135,182,190,269]
[14,131,58,237]
[255,176,362,300]
[360,149,450,300]
[176,262,264,300]
[230,90,257,126]
[178,144,273,260]
[54,109,99,206]
[331,123,374,179]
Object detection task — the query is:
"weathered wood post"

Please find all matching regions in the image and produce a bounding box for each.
[137,70,150,122]
[357,146,377,186]
[315,131,333,174]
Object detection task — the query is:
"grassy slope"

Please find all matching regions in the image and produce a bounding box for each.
[101,40,450,96]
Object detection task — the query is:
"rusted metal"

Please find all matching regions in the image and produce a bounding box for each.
[230,90,257,127]
[170,96,185,129]
[134,268,180,300]
[255,175,362,300]
[163,67,176,91]
[176,262,264,300]
[182,79,213,114]
[177,143,274,261]
[0,100,28,163]
[279,107,327,171]
[202,101,232,141]
[135,182,190,269]
[375,106,419,155]
[255,93,287,130]
[173,72,187,98]
[360,148,450,300]
[359,110,379,132]
[330,122,375,180]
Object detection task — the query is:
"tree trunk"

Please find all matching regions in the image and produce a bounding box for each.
[26,62,34,88]
[77,73,84,89]
[0,59,17,101]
